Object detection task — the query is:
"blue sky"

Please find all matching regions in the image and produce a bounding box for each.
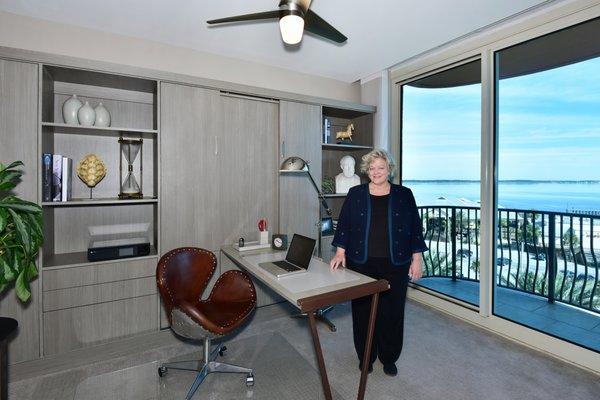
[402,57,600,180]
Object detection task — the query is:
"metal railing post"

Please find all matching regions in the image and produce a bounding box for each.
[548,214,556,304]
[451,208,457,281]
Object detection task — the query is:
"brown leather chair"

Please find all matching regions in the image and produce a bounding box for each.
[156,247,257,399]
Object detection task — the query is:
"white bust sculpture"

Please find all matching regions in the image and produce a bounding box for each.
[335,155,361,193]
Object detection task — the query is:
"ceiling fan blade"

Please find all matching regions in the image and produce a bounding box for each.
[304,9,347,43]
[207,10,280,25]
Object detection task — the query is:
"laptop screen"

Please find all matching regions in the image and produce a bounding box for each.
[285,234,316,269]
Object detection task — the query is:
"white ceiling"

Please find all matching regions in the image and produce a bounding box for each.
[0,0,550,82]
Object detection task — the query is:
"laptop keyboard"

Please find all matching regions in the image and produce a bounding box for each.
[273,260,301,272]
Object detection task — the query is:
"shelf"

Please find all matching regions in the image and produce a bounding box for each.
[42,197,158,207]
[43,247,158,269]
[42,122,158,138]
[323,193,347,198]
[322,143,373,150]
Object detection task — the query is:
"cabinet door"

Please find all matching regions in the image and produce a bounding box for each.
[279,101,321,239]
[218,95,279,246]
[0,59,40,363]
[160,83,221,252]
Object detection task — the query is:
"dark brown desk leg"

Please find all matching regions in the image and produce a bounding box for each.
[357,292,379,400]
[307,310,332,400]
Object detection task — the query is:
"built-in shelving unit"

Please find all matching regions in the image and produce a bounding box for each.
[38,64,160,355]
[320,106,374,261]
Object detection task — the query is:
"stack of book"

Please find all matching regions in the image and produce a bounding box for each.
[323,118,331,144]
[42,154,73,202]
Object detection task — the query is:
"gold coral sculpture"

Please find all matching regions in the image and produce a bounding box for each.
[77,154,107,194]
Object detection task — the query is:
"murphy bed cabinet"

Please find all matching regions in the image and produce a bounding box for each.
[0,47,374,363]
[160,85,280,322]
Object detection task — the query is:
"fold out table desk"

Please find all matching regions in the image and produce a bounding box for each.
[221,245,389,400]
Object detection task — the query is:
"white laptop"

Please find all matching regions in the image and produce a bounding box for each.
[258,234,316,278]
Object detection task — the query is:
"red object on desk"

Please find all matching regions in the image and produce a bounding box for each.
[257,218,267,232]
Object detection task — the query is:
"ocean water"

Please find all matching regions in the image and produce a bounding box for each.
[405,181,600,213]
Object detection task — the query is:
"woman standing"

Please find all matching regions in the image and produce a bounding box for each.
[330,149,427,376]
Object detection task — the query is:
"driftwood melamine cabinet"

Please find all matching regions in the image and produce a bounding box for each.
[0,58,40,363]
[160,86,279,252]
[279,100,322,240]
[160,85,280,318]
[160,83,222,252]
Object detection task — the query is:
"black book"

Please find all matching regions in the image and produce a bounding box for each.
[42,153,52,202]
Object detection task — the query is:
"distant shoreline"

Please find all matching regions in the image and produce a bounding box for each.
[404,180,600,184]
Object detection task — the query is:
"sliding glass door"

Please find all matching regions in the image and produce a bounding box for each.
[494,18,600,351]
[401,60,481,306]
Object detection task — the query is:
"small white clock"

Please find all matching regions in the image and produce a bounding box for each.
[271,234,288,250]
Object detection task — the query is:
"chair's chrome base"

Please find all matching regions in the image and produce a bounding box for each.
[291,305,337,332]
[158,338,254,400]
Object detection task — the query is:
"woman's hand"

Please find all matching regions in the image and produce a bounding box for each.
[330,248,346,269]
[409,252,423,281]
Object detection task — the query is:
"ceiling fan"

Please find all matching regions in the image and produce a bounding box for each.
[207,0,347,45]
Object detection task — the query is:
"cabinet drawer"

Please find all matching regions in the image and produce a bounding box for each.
[43,276,157,312]
[43,258,157,291]
[43,294,158,356]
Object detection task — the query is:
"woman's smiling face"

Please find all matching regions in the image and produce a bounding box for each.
[367,157,390,185]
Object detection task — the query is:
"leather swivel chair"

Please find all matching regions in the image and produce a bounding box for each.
[156,247,257,399]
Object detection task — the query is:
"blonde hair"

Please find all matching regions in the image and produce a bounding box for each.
[360,149,396,177]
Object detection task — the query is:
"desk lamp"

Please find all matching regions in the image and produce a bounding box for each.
[279,156,337,332]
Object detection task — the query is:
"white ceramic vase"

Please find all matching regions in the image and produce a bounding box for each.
[94,102,111,127]
[62,94,82,125]
[78,101,96,126]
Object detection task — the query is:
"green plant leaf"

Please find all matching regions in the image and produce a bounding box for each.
[0,202,41,213]
[0,161,23,172]
[7,209,30,253]
[27,213,43,248]
[0,170,20,185]
[0,182,17,192]
[27,261,38,280]
[0,208,7,232]
[15,269,31,302]
[0,161,42,304]
[2,257,15,282]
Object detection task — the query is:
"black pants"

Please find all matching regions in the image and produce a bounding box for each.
[349,257,410,366]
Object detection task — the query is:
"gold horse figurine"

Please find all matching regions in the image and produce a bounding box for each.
[336,123,354,142]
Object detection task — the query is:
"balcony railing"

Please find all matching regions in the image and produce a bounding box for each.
[417,206,600,314]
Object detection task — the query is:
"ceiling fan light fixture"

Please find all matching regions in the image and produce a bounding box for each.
[279,13,304,44]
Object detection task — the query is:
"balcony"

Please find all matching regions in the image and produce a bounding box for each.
[416,206,600,352]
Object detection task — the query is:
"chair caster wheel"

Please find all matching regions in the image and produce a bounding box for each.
[246,373,254,386]
[158,366,168,377]
[219,346,227,356]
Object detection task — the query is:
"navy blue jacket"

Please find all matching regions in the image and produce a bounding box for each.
[332,183,428,266]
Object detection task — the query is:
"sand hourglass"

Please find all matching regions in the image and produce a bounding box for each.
[118,138,143,199]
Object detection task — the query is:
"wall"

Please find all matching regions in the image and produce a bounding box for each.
[360,71,390,151]
[0,11,360,103]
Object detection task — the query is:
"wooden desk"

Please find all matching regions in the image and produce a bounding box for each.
[221,245,389,400]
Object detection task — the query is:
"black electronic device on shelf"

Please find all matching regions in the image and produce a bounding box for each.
[87,233,150,262]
